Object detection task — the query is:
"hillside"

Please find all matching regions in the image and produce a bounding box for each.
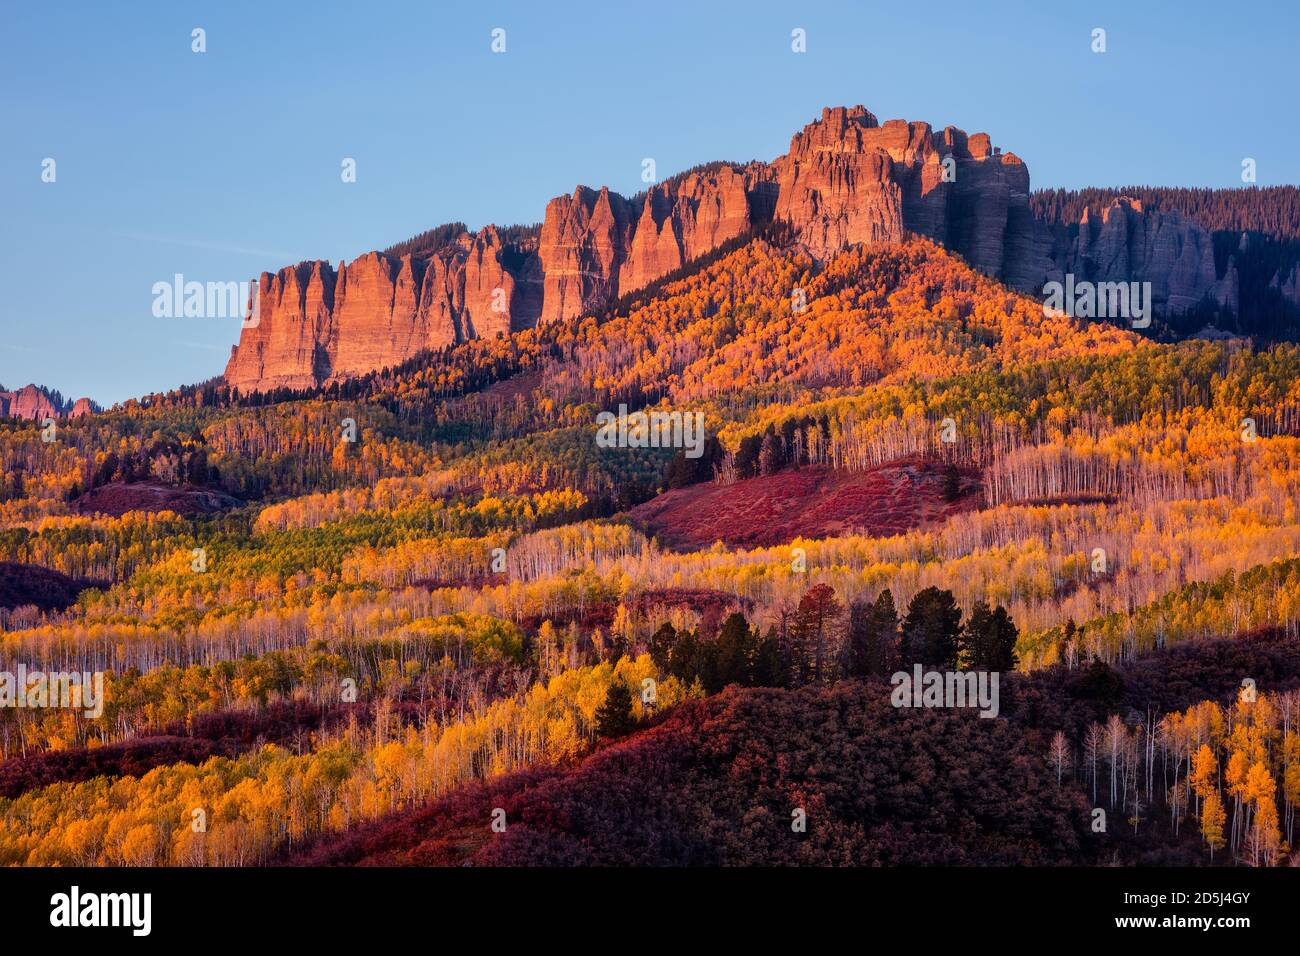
[0,562,101,612]
[632,460,979,550]
[10,6,1300,944]
[291,680,1092,866]
[4,109,1300,872]
[288,629,1300,867]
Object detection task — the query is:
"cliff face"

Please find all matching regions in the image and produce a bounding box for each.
[771,110,1042,287]
[226,227,545,391]
[536,164,761,326]
[0,385,60,421]
[68,397,99,418]
[1269,259,1300,308]
[1033,197,1233,314]
[0,384,100,421]
[223,104,1229,392]
[529,108,1046,331]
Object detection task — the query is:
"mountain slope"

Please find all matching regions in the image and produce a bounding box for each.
[291,679,1091,866]
[287,629,1300,867]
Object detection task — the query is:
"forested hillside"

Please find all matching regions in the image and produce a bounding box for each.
[4,232,1300,867]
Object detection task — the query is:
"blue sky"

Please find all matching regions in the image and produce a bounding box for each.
[2,0,1296,405]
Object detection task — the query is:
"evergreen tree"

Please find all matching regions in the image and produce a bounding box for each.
[594,679,636,738]
[792,583,842,684]
[711,612,755,692]
[984,605,1019,671]
[752,629,787,688]
[843,589,899,677]
[843,598,875,677]
[663,437,724,488]
[649,621,677,672]
[901,587,962,669]
[961,602,1021,670]
[734,434,763,479]
[668,629,702,684]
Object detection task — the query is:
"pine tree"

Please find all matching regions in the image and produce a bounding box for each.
[667,629,701,684]
[959,602,1020,671]
[792,583,842,684]
[986,605,1019,671]
[752,629,787,688]
[901,587,962,669]
[594,679,636,739]
[870,589,900,673]
[711,612,755,692]
[843,589,899,677]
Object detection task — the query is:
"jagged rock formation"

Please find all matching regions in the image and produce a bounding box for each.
[68,397,98,418]
[771,109,1038,285]
[1032,197,1235,314]
[223,104,1226,392]
[0,385,60,421]
[1271,260,1300,308]
[536,164,764,326]
[226,228,545,392]
[0,384,99,421]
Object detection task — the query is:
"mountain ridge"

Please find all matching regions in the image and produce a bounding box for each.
[223,104,1233,394]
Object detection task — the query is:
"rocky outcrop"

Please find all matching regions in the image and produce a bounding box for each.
[225,227,548,391]
[226,262,333,391]
[770,109,1037,285]
[1270,260,1300,308]
[528,108,1038,331]
[0,384,99,421]
[223,104,1225,393]
[1032,197,1234,314]
[226,105,1046,392]
[537,165,761,326]
[0,385,60,421]
[539,186,632,327]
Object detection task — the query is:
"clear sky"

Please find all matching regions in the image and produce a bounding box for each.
[2,0,1296,406]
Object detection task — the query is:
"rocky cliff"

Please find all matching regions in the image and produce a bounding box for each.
[1032,196,1235,314]
[223,104,1226,392]
[225,229,545,391]
[0,384,100,421]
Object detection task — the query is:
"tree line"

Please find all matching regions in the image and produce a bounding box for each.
[633,583,1019,697]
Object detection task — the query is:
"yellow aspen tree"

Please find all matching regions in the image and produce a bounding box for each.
[1189,744,1218,804]
[1252,797,1283,867]
[1200,792,1227,860]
